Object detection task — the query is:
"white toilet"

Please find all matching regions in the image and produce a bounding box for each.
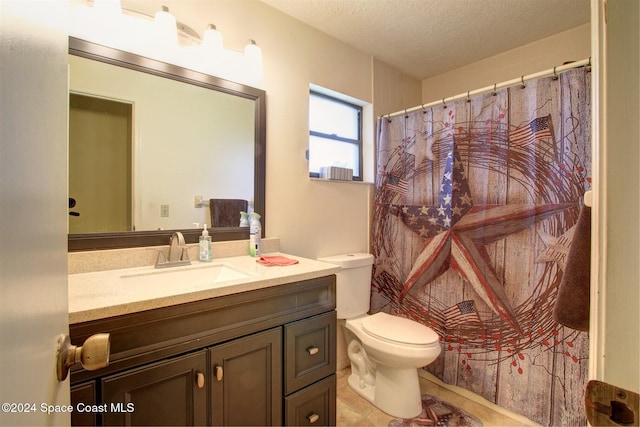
[318,253,441,419]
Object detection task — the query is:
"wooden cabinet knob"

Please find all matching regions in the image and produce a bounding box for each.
[214,365,223,381]
[196,372,205,389]
[307,413,320,424]
[306,346,319,355]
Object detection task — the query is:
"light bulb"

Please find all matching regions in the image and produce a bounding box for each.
[244,39,264,81]
[154,5,178,47]
[202,24,223,51]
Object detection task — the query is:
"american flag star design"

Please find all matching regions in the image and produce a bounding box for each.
[444,300,480,329]
[385,173,409,196]
[391,141,574,335]
[509,115,553,148]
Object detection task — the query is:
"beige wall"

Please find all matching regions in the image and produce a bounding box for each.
[421,23,591,104]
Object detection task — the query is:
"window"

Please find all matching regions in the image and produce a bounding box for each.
[308,90,363,181]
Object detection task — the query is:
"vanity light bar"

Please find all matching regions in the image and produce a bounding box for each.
[71,0,264,85]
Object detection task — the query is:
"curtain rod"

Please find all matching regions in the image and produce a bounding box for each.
[382,58,591,119]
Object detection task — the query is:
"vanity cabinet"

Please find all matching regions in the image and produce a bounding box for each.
[69,275,336,426]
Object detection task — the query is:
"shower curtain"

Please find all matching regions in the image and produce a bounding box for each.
[371,68,591,426]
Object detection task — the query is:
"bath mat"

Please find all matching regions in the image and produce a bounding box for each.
[388,394,483,427]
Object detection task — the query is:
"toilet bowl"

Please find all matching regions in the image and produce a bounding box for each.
[317,253,442,419]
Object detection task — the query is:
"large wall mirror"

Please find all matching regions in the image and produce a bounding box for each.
[68,37,266,251]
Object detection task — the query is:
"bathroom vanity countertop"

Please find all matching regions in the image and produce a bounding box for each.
[68,253,340,324]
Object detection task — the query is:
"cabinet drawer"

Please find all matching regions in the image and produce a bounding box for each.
[285,375,336,426]
[285,311,336,394]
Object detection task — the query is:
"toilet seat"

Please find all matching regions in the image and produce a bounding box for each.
[361,312,439,346]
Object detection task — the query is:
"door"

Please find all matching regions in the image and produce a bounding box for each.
[69,93,133,233]
[210,328,283,426]
[101,351,208,426]
[0,1,70,426]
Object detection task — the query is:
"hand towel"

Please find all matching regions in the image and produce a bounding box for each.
[256,255,299,266]
[553,205,591,331]
[210,199,248,227]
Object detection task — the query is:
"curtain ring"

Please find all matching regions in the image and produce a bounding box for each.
[421,103,427,114]
[466,90,471,103]
[442,98,447,109]
[492,83,497,96]
[387,113,392,123]
[552,66,559,80]
[404,109,408,118]
[520,75,526,88]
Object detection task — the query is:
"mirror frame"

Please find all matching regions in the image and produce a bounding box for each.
[68,37,266,251]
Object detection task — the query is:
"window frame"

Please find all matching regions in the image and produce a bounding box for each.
[308,90,364,181]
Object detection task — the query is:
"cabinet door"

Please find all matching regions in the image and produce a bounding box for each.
[101,351,207,426]
[210,328,282,426]
[71,382,96,426]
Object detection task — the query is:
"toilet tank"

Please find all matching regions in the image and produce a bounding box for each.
[317,253,374,319]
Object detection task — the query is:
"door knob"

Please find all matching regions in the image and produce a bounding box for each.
[56,333,110,381]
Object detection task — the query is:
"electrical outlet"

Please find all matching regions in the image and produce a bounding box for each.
[160,204,169,217]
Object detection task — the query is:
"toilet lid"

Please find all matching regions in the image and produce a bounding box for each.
[361,312,439,345]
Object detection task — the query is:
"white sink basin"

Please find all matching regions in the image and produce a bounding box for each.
[120,263,250,287]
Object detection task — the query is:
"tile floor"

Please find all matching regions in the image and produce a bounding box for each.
[336,367,538,426]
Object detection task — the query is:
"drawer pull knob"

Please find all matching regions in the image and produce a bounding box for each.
[307,413,320,424]
[306,346,319,355]
[214,365,224,381]
[196,372,205,389]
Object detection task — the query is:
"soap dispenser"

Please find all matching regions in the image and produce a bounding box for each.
[199,224,212,262]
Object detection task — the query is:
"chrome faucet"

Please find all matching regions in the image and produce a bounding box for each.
[155,231,191,268]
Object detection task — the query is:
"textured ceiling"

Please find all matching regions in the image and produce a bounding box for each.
[260,0,590,80]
